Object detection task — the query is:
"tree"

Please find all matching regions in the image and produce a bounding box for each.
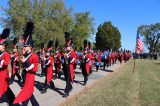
[138,23,160,53]
[96,21,121,50]
[0,0,95,51]
[0,0,74,50]
[71,12,95,48]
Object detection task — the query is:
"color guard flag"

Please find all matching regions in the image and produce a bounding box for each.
[136,35,143,54]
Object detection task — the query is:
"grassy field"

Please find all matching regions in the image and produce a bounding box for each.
[60,59,160,106]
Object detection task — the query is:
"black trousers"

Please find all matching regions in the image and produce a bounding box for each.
[22,70,26,84]
[82,63,89,84]
[41,68,45,76]
[96,65,99,71]
[64,80,72,94]
[43,75,55,90]
[63,64,72,94]
[0,87,15,105]
[10,73,21,83]
[21,94,39,106]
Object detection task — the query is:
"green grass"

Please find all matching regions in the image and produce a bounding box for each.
[60,59,160,106]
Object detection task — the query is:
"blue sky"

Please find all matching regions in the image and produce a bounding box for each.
[1,0,160,51]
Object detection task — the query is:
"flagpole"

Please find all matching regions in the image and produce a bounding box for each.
[133,30,138,73]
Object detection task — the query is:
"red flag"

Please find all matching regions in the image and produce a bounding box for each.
[136,35,143,54]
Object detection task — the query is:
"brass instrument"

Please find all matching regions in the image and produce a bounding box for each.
[41,50,46,69]
[18,43,24,74]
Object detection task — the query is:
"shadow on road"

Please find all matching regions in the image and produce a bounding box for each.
[74,71,82,75]
[100,69,113,72]
[52,87,65,96]
[35,81,65,96]
[35,81,44,91]
[74,79,84,86]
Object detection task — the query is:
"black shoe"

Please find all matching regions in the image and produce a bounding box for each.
[51,86,56,90]
[9,81,13,85]
[58,74,61,78]
[63,93,69,97]
[50,82,56,90]
[41,89,47,94]
[70,87,73,92]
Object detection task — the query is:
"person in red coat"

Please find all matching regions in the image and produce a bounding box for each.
[13,22,39,106]
[0,28,15,105]
[118,50,124,64]
[90,50,95,73]
[13,39,39,106]
[54,40,62,78]
[63,32,75,97]
[41,40,55,93]
[72,49,78,70]
[82,50,90,85]
[114,50,119,64]
[10,38,21,84]
[54,50,62,78]
[63,46,75,97]
[95,50,101,72]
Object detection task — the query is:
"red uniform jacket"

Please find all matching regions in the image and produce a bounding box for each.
[46,56,54,84]
[11,52,20,75]
[95,53,101,62]
[85,54,90,75]
[121,52,124,61]
[91,52,95,67]
[69,51,75,82]
[54,53,61,72]
[13,53,39,104]
[74,51,78,63]
[0,51,10,98]
[115,52,118,61]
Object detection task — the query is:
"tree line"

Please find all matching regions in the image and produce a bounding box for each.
[0,0,95,51]
[0,0,159,53]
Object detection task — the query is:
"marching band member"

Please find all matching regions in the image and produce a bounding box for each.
[10,38,21,84]
[81,40,90,85]
[13,22,39,106]
[41,40,55,93]
[0,28,15,105]
[37,42,45,76]
[63,32,75,97]
[54,40,62,78]
[95,50,101,72]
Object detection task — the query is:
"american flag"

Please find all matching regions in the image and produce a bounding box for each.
[136,35,143,54]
